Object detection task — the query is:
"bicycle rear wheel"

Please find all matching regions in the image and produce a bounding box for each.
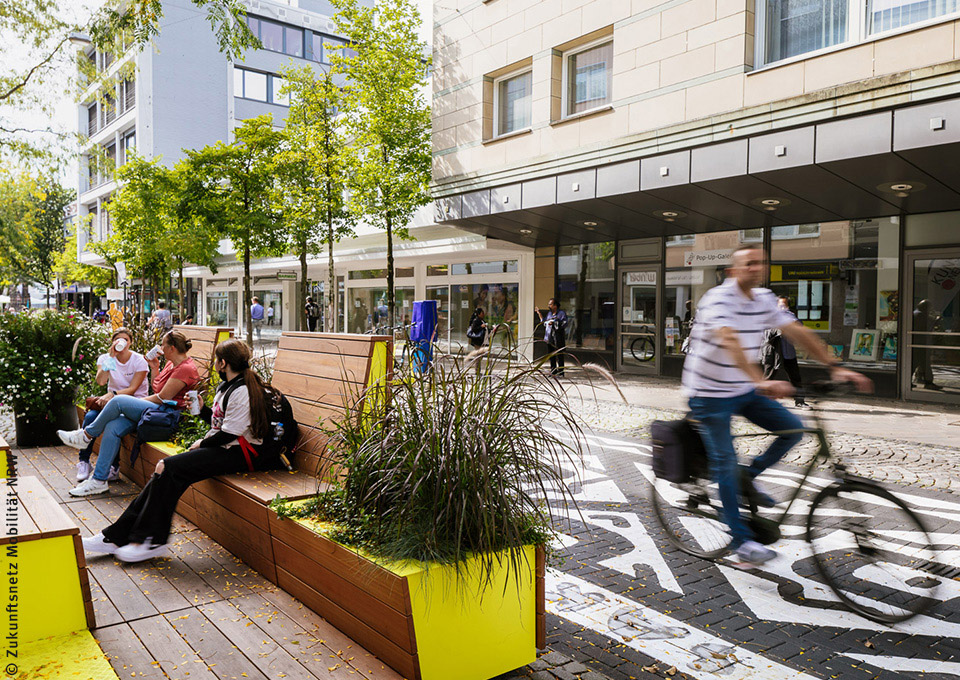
[631,337,655,362]
[651,475,733,559]
[807,480,940,623]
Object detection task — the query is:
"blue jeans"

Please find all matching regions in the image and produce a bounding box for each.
[688,390,803,546]
[83,395,160,482]
[78,409,99,462]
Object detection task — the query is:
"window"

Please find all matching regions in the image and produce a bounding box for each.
[772,224,820,239]
[122,130,136,164]
[259,19,284,52]
[235,68,268,101]
[740,228,765,242]
[314,34,356,64]
[665,234,695,246]
[270,75,289,105]
[87,104,98,136]
[348,268,414,279]
[763,0,848,63]
[248,14,305,56]
[103,93,116,126]
[120,76,135,112]
[451,260,518,275]
[564,41,613,116]
[869,0,958,33]
[427,264,449,276]
[284,26,303,57]
[494,70,532,136]
[557,243,616,352]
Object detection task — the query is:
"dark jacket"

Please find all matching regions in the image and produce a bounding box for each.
[544,309,567,347]
[466,314,487,346]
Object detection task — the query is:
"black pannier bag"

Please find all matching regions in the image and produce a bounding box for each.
[650,417,708,483]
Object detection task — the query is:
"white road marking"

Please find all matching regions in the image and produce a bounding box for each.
[584,510,683,595]
[842,653,960,676]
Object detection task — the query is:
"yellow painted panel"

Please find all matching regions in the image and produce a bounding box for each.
[0,450,9,478]
[1,535,87,642]
[408,545,538,680]
[215,330,232,345]
[22,630,119,680]
[147,440,181,456]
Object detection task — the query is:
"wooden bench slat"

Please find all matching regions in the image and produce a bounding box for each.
[18,476,79,539]
[278,333,390,358]
[273,350,368,384]
[1,479,39,542]
[270,372,364,409]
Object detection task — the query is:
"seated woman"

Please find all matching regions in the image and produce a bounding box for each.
[81,338,283,563]
[58,330,201,497]
[76,327,149,483]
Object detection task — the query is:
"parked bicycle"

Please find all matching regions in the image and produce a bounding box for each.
[629,325,656,362]
[650,381,948,624]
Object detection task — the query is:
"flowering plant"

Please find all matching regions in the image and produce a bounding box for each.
[0,309,108,419]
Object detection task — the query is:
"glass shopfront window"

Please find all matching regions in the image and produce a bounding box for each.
[206,291,237,327]
[557,243,616,354]
[426,285,450,349]
[347,287,415,333]
[770,217,900,370]
[664,230,758,355]
[451,283,519,353]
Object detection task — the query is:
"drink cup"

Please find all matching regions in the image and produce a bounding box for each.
[187,390,201,415]
[114,338,127,352]
[146,345,161,360]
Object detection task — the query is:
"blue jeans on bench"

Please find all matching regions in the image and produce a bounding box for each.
[78,409,99,463]
[83,395,161,482]
[688,389,803,547]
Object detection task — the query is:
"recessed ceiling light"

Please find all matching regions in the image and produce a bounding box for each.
[662,211,679,218]
[519,228,532,235]
[890,183,913,192]
[584,220,598,226]
[761,199,781,206]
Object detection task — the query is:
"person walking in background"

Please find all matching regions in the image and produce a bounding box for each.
[250,297,264,342]
[152,301,173,332]
[536,298,567,377]
[760,296,808,407]
[305,296,321,332]
[266,303,275,326]
[466,307,487,349]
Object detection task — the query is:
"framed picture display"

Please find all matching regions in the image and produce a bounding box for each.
[882,335,898,361]
[849,328,880,362]
[827,344,844,360]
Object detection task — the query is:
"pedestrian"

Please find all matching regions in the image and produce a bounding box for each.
[682,246,870,567]
[183,315,195,325]
[76,327,149,484]
[305,296,321,332]
[57,330,201,497]
[760,297,807,407]
[152,301,173,332]
[79,339,287,562]
[250,297,264,342]
[536,298,567,376]
[267,303,275,326]
[466,307,487,349]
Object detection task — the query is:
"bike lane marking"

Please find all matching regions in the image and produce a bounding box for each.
[546,569,821,680]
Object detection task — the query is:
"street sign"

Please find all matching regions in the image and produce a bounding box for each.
[115,262,128,286]
[276,271,298,281]
[106,288,124,301]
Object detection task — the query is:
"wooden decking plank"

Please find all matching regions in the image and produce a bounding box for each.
[84,554,160,621]
[229,592,368,679]
[199,598,344,680]
[164,608,271,680]
[177,529,271,594]
[165,531,261,601]
[94,622,169,680]
[128,614,220,680]
[87,577,125,629]
[120,557,194,615]
[18,447,75,502]
[257,585,403,680]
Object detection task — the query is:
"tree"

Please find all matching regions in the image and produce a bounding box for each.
[54,221,116,313]
[1,0,258,162]
[185,116,285,345]
[274,64,354,332]
[332,0,431,328]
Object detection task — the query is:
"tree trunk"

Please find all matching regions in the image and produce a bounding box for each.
[327,224,336,334]
[178,260,185,324]
[299,237,308,332]
[386,212,394,330]
[244,243,253,346]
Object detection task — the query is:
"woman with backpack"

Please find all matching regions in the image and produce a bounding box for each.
[81,338,292,562]
[466,307,487,349]
[59,330,200,497]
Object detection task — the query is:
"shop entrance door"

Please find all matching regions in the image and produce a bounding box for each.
[903,250,960,402]
[619,267,659,373]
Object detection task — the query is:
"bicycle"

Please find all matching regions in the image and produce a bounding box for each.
[629,325,656,362]
[650,381,946,624]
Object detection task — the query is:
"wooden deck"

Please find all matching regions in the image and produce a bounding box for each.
[15,444,403,680]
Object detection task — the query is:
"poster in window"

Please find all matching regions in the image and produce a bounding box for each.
[849,328,880,362]
[881,335,898,361]
[827,344,844,360]
[879,290,899,322]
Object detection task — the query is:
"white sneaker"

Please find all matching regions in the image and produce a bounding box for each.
[106,465,120,482]
[58,428,92,450]
[114,540,168,563]
[83,532,118,555]
[68,476,109,497]
[76,460,92,482]
[735,540,777,567]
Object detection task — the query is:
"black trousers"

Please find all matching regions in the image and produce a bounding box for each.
[306,317,318,332]
[548,343,565,375]
[102,445,279,547]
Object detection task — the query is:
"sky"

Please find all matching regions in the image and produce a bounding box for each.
[4,0,434,181]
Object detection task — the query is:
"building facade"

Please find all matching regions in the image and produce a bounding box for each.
[431,0,960,403]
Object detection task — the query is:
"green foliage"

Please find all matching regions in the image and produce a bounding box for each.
[184,116,285,344]
[54,222,115,297]
[276,352,583,589]
[0,309,108,418]
[173,414,210,452]
[331,0,431,328]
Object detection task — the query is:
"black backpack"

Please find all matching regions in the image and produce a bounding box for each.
[306,302,321,319]
[650,417,708,484]
[221,381,300,467]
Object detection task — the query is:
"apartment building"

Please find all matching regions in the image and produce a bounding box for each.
[431,0,960,402]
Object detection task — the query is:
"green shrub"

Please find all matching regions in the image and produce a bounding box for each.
[0,309,108,418]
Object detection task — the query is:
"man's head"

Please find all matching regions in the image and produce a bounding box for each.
[306,296,313,303]
[728,247,766,289]
[548,297,559,312]
[157,301,166,309]
[252,297,260,304]
[777,296,790,311]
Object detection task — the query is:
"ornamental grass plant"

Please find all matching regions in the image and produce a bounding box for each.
[274,346,610,590]
[0,309,107,418]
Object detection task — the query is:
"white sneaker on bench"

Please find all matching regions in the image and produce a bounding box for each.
[106,465,120,481]
[69,476,108,497]
[83,532,118,555]
[58,428,91,450]
[115,540,168,563]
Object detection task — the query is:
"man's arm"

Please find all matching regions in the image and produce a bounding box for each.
[779,322,873,391]
[716,327,794,397]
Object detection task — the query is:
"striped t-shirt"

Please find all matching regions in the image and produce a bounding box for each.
[681,277,796,398]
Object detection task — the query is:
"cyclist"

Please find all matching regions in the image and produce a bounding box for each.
[682,246,871,566]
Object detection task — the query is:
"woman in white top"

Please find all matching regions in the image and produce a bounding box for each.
[76,327,149,482]
[82,338,284,563]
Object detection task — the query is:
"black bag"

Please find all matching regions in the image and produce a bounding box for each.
[220,382,300,467]
[130,404,181,464]
[651,417,708,484]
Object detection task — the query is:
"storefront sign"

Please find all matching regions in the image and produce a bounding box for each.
[771,263,839,281]
[684,249,733,267]
[106,288,124,301]
[626,271,656,285]
[276,271,298,281]
[665,269,704,286]
[839,259,877,270]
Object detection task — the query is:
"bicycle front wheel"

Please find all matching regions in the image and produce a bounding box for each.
[651,475,733,559]
[807,480,940,623]
[631,337,655,362]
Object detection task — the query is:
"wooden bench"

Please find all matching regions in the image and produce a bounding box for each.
[133,332,393,584]
[0,436,10,477]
